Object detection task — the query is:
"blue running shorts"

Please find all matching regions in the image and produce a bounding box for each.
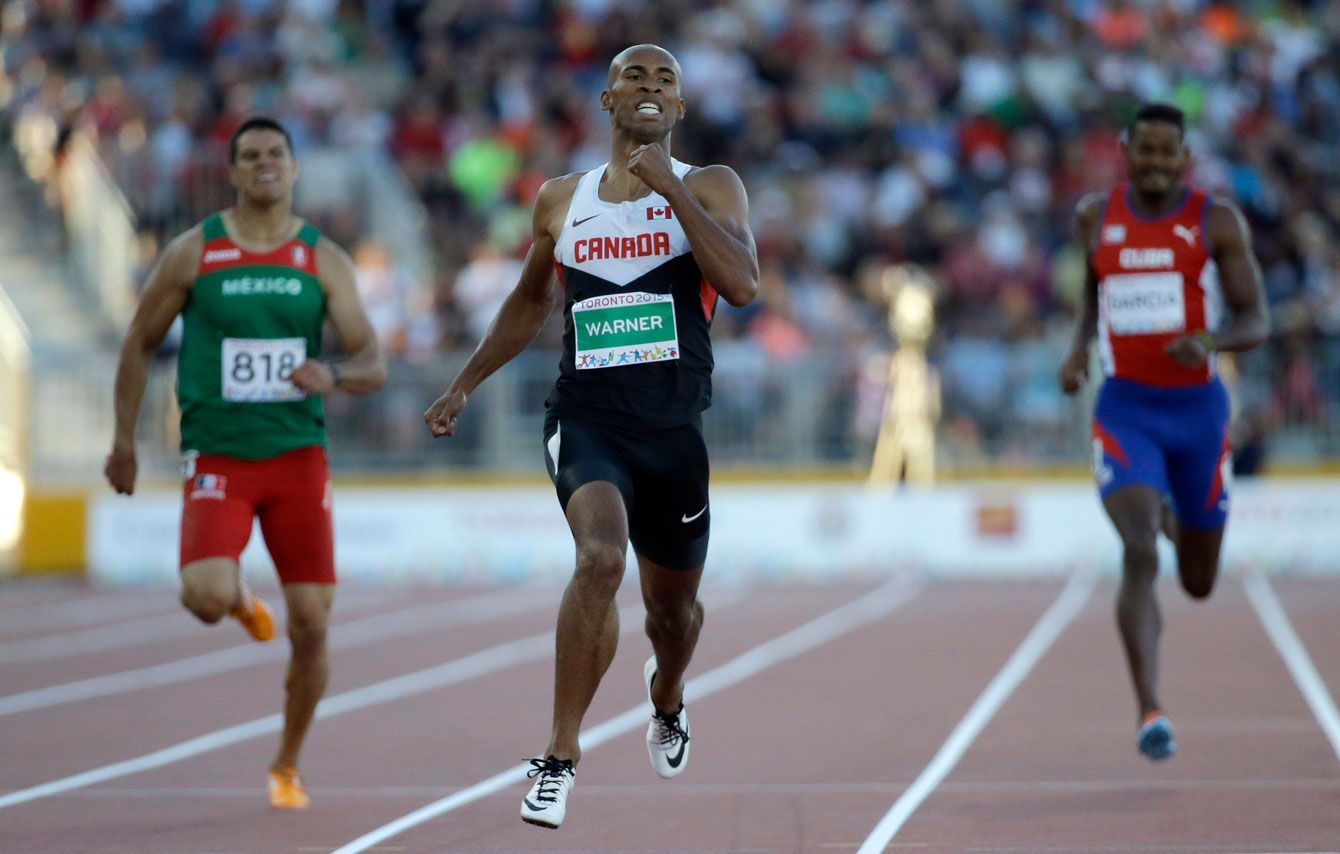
[1091,376,1232,531]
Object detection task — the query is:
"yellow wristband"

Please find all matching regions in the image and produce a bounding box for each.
[1196,330,1214,352]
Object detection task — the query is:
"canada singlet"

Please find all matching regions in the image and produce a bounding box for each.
[1091,185,1224,387]
[548,160,719,428]
[177,213,326,458]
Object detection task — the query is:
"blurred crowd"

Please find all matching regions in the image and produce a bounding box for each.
[3,0,1340,462]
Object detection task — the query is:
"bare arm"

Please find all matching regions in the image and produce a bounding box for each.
[629,147,759,306]
[289,238,387,395]
[1203,199,1269,352]
[105,228,200,494]
[423,175,574,437]
[1164,199,1269,367]
[1059,193,1105,394]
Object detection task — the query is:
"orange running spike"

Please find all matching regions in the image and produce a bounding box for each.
[229,583,275,643]
[268,766,310,809]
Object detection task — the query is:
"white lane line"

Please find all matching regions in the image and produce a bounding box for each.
[0,613,201,663]
[0,586,403,634]
[856,570,1095,854]
[1243,572,1340,763]
[0,595,173,634]
[0,586,556,716]
[0,588,412,663]
[0,587,744,810]
[55,776,1340,799]
[328,575,922,854]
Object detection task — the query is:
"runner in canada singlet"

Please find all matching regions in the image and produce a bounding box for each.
[548,159,718,429]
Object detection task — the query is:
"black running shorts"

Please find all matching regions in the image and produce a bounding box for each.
[542,410,710,570]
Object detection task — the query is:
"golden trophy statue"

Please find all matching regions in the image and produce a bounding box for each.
[869,265,940,486]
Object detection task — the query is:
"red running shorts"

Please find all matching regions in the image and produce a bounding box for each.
[179,445,335,585]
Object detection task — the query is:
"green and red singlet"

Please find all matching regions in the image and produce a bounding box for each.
[176,213,327,459]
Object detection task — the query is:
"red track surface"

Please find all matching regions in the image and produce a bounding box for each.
[2,573,1339,853]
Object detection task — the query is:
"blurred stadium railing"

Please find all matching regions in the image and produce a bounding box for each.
[58,131,137,331]
[21,338,1340,487]
[23,347,1090,483]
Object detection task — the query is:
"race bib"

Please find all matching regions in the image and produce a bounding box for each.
[572,292,679,370]
[221,337,307,402]
[1104,272,1185,335]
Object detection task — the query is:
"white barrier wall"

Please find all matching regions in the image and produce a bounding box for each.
[87,480,1340,586]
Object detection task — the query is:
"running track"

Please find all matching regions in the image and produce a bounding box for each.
[2,571,1340,854]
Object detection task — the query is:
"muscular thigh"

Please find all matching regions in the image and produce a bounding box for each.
[180,454,259,569]
[626,421,710,571]
[1163,382,1232,532]
[543,412,636,514]
[256,447,336,585]
[1092,419,1169,507]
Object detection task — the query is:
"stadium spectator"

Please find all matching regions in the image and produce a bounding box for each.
[6,0,1340,462]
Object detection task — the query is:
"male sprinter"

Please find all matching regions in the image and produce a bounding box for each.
[425,44,758,828]
[1060,103,1268,760]
[105,117,386,806]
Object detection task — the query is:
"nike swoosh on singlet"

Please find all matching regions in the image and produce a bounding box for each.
[571,213,601,228]
[682,505,707,523]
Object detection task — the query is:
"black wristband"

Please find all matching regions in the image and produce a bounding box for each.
[327,361,341,389]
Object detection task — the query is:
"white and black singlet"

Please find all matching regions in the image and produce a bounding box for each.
[542,159,719,569]
[547,159,719,429]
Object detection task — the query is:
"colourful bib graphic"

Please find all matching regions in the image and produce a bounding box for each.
[572,292,679,370]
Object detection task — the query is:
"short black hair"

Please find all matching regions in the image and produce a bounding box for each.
[1130,102,1185,140]
[228,117,293,164]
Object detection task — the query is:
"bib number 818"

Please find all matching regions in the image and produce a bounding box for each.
[221,337,307,402]
[231,350,298,384]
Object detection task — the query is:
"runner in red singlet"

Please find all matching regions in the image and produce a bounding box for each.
[1060,103,1269,760]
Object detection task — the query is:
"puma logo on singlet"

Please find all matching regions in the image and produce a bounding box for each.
[1173,224,1199,247]
[204,248,242,263]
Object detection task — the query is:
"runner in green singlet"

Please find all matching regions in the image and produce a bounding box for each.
[104,117,386,808]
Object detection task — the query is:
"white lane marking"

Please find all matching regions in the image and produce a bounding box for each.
[54,776,1340,799]
[0,595,173,634]
[0,588,744,810]
[328,575,922,854]
[0,588,408,663]
[856,570,1095,854]
[0,613,200,663]
[0,587,556,716]
[1244,572,1340,763]
[0,586,402,638]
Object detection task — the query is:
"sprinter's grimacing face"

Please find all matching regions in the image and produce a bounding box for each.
[603,48,685,140]
[230,129,297,203]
